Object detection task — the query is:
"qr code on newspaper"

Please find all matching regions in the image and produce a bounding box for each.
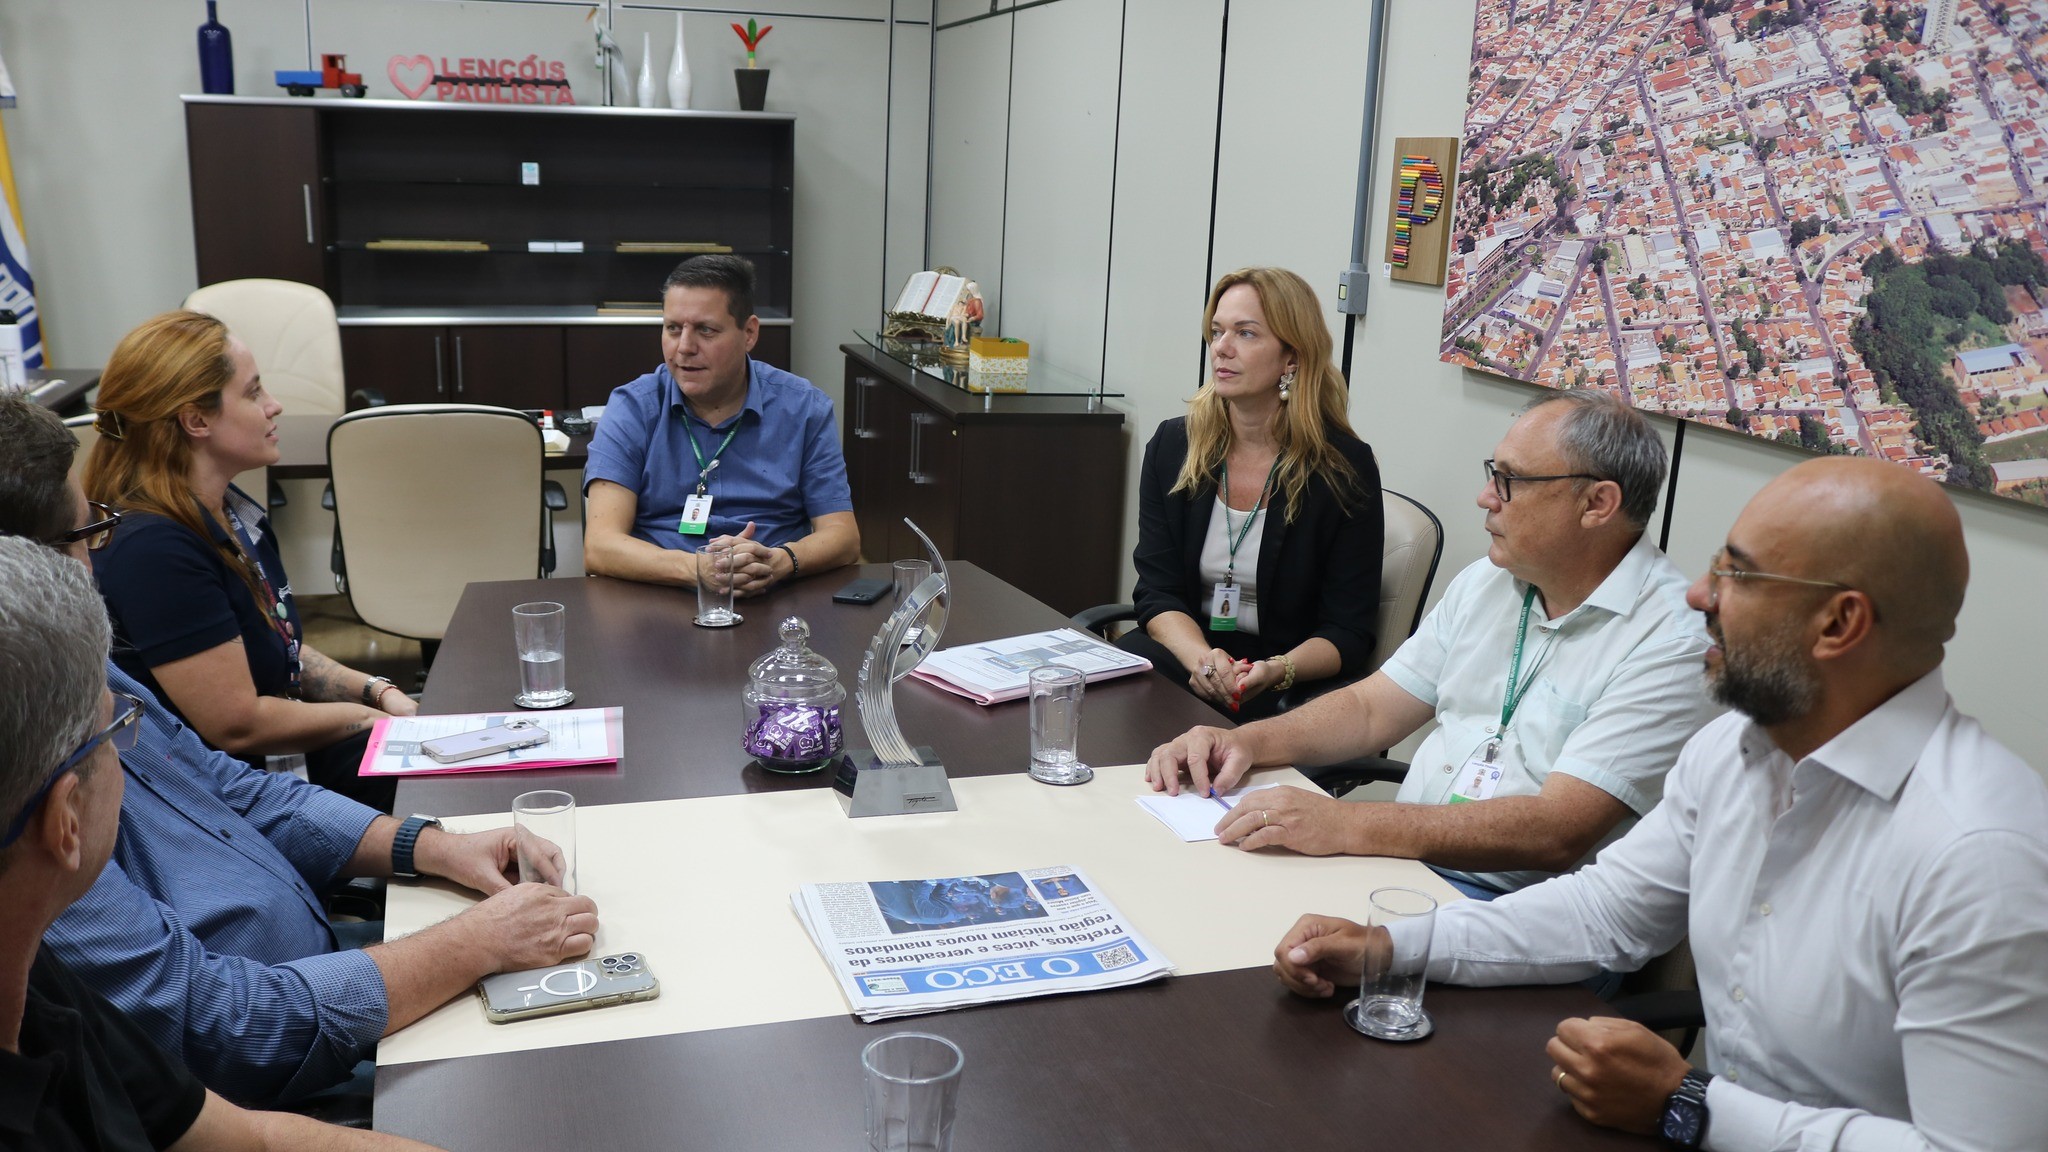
[1093,944,1139,970]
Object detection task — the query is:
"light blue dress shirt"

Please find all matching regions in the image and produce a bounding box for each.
[41,663,387,1105]
[1379,533,1719,892]
[583,358,854,551]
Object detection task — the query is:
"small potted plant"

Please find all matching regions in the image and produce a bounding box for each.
[731,17,772,110]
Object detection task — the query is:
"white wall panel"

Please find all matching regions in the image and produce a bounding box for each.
[927,14,1012,326]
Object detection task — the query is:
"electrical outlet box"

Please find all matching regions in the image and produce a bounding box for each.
[1336,267,1372,315]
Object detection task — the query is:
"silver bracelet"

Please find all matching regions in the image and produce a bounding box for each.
[362,675,397,707]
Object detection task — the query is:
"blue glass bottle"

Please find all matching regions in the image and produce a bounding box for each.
[198,1,234,95]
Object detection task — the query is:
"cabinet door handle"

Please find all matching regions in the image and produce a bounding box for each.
[434,335,446,395]
[453,334,465,395]
[854,376,880,439]
[909,411,939,485]
[302,184,315,245]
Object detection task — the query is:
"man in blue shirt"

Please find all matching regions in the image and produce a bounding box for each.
[0,394,602,1105]
[583,254,860,592]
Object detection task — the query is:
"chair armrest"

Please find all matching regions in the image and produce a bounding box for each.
[1609,989,1705,1033]
[267,479,289,509]
[1070,603,1137,637]
[320,483,335,512]
[1300,756,1410,799]
[347,387,387,410]
[543,479,568,511]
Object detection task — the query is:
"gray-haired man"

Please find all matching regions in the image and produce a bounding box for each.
[0,540,441,1150]
[1148,392,1719,898]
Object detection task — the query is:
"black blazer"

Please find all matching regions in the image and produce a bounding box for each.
[1130,418,1383,678]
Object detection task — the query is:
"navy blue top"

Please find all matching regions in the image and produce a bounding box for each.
[93,485,300,727]
[582,358,854,551]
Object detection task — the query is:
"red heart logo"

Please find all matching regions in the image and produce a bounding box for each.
[387,54,434,100]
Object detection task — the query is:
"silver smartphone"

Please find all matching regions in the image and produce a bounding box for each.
[477,952,660,1024]
[420,719,551,764]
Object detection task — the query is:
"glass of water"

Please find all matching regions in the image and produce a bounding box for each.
[1027,665,1092,786]
[862,1032,963,1152]
[512,602,573,708]
[892,559,932,605]
[512,789,577,895]
[695,540,743,628]
[1345,886,1437,1042]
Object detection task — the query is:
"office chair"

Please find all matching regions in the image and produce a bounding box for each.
[64,414,273,512]
[183,278,386,413]
[1072,488,1446,725]
[322,405,567,666]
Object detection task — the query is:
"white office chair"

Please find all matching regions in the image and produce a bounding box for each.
[323,405,566,656]
[183,279,361,414]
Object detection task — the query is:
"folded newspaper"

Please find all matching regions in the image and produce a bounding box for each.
[792,866,1175,1021]
[908,629,1152,705]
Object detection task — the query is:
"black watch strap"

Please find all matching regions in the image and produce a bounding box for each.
[391,814,441,878]
[1661,1068,1714,1149]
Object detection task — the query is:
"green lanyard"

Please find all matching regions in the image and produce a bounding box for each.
[685,418,743,496]
[1491,585,1543,761]
[1218,456,1283,583]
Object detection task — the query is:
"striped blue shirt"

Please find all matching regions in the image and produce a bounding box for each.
[41,663,388,1105]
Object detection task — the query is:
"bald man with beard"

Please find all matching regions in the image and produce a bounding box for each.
[1271,458,2048,1151]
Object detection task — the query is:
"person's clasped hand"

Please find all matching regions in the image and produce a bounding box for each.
[1186,649,1246,708]
[706,521,779,598]
[412,825,522,894]
[1547,1016,1693,1135]
[1272,913,1378,998]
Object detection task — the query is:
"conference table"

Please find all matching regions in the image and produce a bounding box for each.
[374,564,1650,1151]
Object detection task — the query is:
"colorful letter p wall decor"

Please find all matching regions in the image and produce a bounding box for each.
[1382,136,1459,287]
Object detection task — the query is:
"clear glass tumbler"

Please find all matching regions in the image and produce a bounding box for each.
[862,1032,963,1152]
[512,789,577,895]
[893,559,933,605]
[512,602,573,708]
[1345,886,1437,1041]
[695,540,743,628]
[1027,665,1092,785]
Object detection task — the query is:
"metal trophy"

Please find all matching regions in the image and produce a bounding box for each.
[832,518,957,817]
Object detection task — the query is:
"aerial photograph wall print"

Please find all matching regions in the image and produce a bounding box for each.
[1441,0,2048,508]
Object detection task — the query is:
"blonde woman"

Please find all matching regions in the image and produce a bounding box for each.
[1122,268,1383,720]
[85,310,413,810]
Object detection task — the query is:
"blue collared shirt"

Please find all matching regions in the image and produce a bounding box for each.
[582,358,853,550]
[41,663,387,1105]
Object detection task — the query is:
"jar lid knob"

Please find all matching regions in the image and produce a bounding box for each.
[779,616,809,647]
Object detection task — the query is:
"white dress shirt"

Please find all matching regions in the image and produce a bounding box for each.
[1410,670,2048,1151]
[1379,533,1719,891]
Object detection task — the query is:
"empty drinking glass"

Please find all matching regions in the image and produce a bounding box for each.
[1027,665,1092,785]
[893,559,932,605]
[1345,886,1437,1041]
[512,602,573,708]
[512,789,577,895]
[695,539,743,628]
[862,1032,963,1152]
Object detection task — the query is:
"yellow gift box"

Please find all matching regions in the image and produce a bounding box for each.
[967,336,1029,393]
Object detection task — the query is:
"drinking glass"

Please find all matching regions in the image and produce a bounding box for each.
[1027,665,1092,785]
[512,602,573,708]
[512,789,577,895]
[862,1032,963,1152]
[1345,886,1437,1041]
[893,559,933,605]
[695,540,743,627]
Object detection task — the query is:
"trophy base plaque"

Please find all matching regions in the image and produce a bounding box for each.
[832,745,957,817]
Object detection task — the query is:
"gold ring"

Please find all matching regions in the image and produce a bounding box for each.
[1260,810,1271,828]
[1554,1068,1569,1091]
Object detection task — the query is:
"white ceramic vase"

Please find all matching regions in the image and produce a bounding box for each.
[636,32,655,108]
[668,13,692,109]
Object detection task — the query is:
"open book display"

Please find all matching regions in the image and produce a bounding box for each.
[882,270,967,341]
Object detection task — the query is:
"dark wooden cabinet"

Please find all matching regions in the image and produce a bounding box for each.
[841,343,1127,615]
[185,96,797,406]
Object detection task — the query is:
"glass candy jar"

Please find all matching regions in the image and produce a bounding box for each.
[742,616,846,773]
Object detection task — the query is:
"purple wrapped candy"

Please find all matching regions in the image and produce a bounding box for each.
[744,702,843,768]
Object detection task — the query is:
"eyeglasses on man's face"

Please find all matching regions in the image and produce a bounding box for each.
[0,501,124,552]
[0,692,144,849]
[1481,458,1607,504]
[1703,548,1865,614]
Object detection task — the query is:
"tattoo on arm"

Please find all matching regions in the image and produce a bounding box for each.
[298,647,362,704]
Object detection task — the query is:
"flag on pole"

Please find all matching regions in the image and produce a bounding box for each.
[0,39,43,370]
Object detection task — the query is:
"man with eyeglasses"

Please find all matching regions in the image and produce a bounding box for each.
[0,539,448,1150]
[0,394,601,1105]
[1148,391,1717,900]
[1272,456,2048,1150]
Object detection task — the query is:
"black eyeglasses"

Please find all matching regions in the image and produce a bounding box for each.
[1482,459,1607,504]
[1,501,124,552]
[0,692,144,849]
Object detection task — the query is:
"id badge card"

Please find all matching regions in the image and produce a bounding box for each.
[1208,582,1241,632]
[678,494,713,536]
[1449,743,1506,803]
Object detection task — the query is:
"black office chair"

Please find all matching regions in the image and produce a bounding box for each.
[1073,489,1445,788]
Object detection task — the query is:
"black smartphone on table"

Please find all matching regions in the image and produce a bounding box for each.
[832,577,892,604]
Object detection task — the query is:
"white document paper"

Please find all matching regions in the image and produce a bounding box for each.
[1134,785,1284,842]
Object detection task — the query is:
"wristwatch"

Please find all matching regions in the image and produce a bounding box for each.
[1659,1069,1713,1148]
[390,814,441,878]
[362,675,397,707]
